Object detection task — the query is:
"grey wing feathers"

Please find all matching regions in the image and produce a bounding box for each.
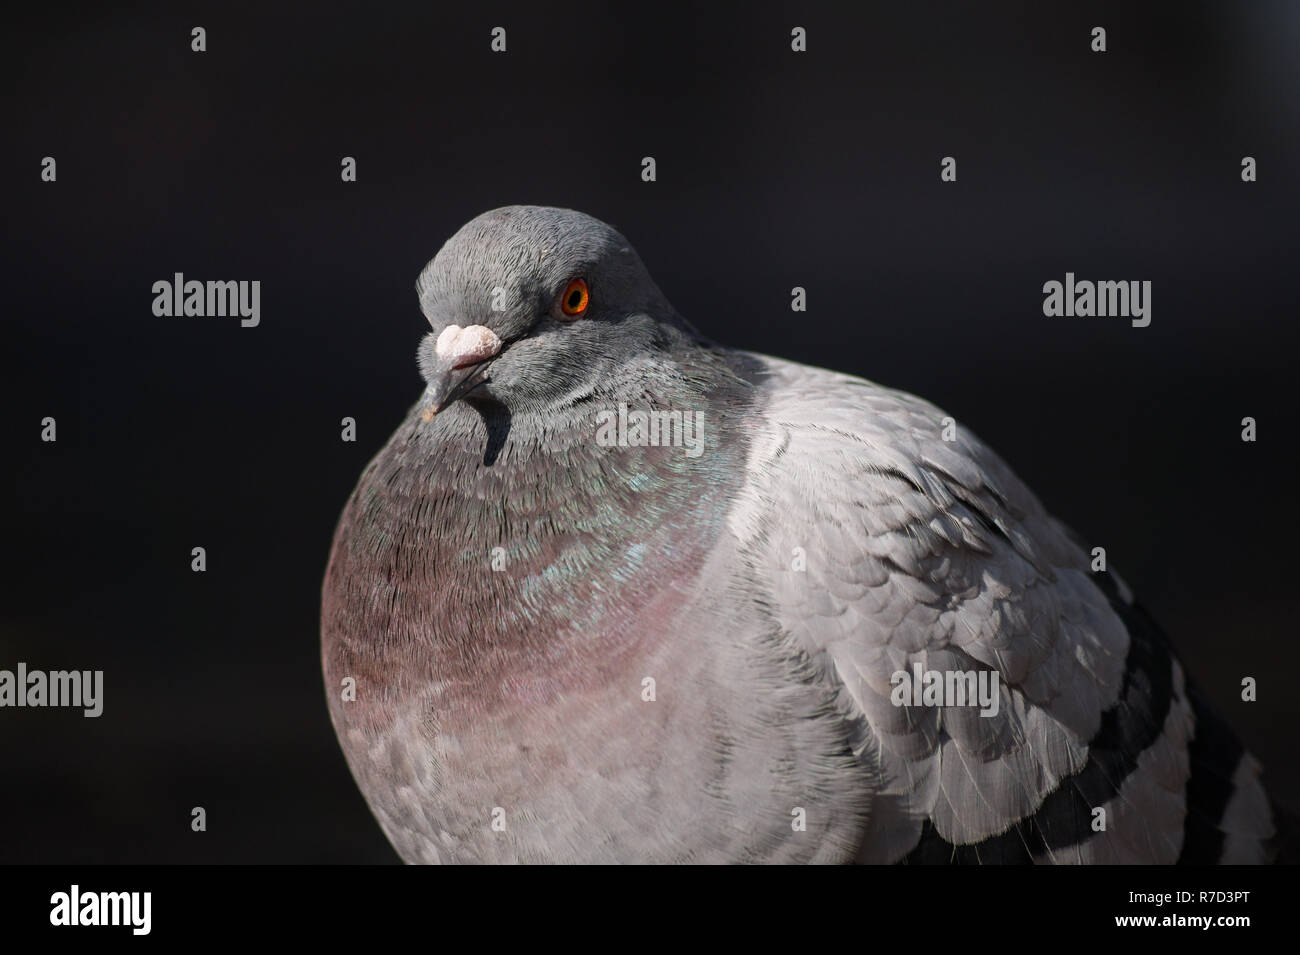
[727,354,1274,864]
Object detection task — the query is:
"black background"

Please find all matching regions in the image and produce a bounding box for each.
[3,1,1297,863]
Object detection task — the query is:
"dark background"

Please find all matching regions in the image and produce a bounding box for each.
[2,1,1296,863]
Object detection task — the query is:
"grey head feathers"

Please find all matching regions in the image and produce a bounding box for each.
[414,206,705,420]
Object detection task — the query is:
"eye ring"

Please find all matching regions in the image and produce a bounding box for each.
[558,278,589,319]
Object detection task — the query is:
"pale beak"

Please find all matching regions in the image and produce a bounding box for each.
[420,324,504,421]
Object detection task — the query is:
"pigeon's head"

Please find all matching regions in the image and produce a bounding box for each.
[414,206,691,420]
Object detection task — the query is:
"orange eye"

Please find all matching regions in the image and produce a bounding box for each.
[559,278,589,319]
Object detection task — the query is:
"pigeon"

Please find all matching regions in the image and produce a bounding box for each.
[321,205,1283,864]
